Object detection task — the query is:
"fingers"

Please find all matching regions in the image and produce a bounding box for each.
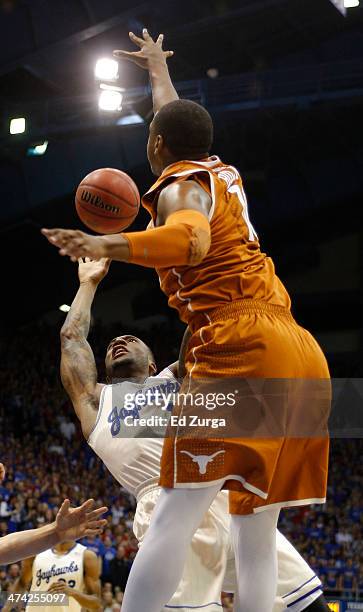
[165,50,174,58]
[142,28,152,41]
[156,33,164,46]
[48,582,66,593]
[85,506,108,521]
[128,31,144,47]
[78,498,95,514]
[42,228,93,260]
[57,499,70,517]
[84,527,105,537]
[85,518,108,530]
[113,50,135,60]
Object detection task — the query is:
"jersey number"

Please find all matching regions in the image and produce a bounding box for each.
[228,184,258,242]
[58,578,76,588]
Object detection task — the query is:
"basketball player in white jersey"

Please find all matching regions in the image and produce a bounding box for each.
[0,463,106,566]
[9,539,101,612]
[58,256,330,612]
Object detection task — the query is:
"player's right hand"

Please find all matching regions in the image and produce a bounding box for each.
[55,499,108,542]
[113,29,174,70]
[78,257,111,286]
[0,463,5,483]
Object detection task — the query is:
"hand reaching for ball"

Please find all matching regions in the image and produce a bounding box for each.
[41,228,106,262]
[41,228,130,263]
[78,257,111,285]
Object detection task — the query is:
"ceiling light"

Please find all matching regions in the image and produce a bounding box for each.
[95,58,119,81]
[117,113,144,125]
[27,141,48,156]
[59,304,71,313]
[344,0,359,7]
[207,68,219,79]
[98,89,122,112]
[10,117,26,134]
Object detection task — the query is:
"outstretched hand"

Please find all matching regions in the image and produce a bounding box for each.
[41,228,105,262]
[55,499,107,542]
[78,257,111,285]
[113,29,174,70]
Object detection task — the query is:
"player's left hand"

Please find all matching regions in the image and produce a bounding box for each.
[41,228,105,262]
[55,499,108,542]
[113,29,174,70]
[78,257,111,285]
[47,581,71,596]
[0,463,5,483]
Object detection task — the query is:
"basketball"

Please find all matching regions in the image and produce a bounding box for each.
[75,168,140,234]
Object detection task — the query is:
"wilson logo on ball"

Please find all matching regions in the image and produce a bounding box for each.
[81,190,120,214]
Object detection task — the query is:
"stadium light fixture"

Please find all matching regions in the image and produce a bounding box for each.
[27,141,48,156]
[329,0,359,13]
[59,304,71,313]
[95,58,119,81]
[10,117,26,134]
[98,89,123,112]
[117,113,144,125]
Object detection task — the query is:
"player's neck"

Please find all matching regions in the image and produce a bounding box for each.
[108,364,149,384]
[53,541,75,555]
[161,152,210,173]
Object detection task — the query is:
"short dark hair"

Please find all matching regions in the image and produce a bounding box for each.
[152,99,213,159]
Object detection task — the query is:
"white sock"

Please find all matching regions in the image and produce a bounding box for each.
[121,483,221,612]
[231,508,280,612]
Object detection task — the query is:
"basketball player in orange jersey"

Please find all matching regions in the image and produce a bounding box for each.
[42,30,331,612]
[0,463,107,566]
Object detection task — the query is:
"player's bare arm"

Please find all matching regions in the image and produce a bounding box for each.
[113,29,177,113]
[48,549,102,610]
[0,499,107,565]
[42,181,212,267]
[60,258,110,438]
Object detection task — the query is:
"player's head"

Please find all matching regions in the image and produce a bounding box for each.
[147,99,213,176]
[105,334,156,382]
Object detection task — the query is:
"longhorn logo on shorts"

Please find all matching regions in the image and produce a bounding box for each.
[180,450,225,474]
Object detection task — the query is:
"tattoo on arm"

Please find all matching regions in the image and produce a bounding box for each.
[60,283,101,433]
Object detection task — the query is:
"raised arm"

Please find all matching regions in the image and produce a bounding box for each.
[60,258,110,438]
[113,29,178,114]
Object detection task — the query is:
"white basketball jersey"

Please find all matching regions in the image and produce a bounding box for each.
[88,368,176,499]
[29,543,86,612]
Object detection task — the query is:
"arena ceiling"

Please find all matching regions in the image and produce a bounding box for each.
[0,0,362,327]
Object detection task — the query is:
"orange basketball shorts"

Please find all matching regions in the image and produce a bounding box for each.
[159,300,331,515]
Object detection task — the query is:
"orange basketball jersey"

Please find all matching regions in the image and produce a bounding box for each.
[142,156,291,324]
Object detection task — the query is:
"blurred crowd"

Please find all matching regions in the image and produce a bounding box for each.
[0,320,362,609]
